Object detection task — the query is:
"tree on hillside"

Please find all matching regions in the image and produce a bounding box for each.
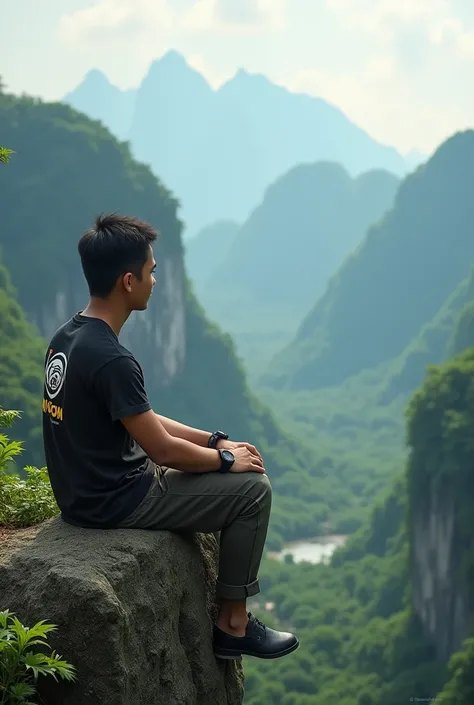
[436,637,474,704]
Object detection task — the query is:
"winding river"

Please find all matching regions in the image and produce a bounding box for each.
[267,534,348,565]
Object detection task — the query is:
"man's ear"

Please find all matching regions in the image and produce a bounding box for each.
[122,272,133,292]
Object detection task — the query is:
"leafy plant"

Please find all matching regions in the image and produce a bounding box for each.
[0,410,24,473]
[0,411,21,431]
[0,410,58,528]
[0,610,76,705]
[0,148,14,165]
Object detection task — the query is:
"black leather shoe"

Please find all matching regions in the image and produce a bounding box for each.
[213,613,299,660]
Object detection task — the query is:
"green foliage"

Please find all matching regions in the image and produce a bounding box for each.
[257,366,407,543]
[244,475,439,705]
[406,348,474,510]
[0,148,13,165]
[436,637,474,704]
[0,263,45,467]
[245,339,474,703]
[0,409,23,469]
[0,410,20,430]
[0,610,76,705]
[0,129,44,467]
[381,265,474,403]
[0,465,59,529]
[0,92,181,322]
[0,409,58,528]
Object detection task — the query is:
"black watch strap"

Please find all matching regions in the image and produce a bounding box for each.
[218,449,235,473]
[208,430,229,449]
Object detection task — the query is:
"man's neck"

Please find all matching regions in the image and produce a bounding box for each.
[81,298,130,336]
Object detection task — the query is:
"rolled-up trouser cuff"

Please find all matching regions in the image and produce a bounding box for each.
[216,578,260,600]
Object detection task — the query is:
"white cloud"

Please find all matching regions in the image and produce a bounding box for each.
[327,0,474,53]
[183,0,285,33]
[59,0,284,44]
[292,0,474,152]
[57,0,179,89]
[291,57,401,135]
[59,0,175,43]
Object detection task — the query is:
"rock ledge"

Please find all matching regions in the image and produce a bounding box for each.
[0,518,243,705]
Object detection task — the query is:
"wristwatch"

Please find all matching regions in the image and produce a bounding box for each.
[218,449,235,473]
[208,430,229,449]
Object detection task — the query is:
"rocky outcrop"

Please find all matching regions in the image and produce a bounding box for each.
[411,480,474,662]
[0,519,243,705]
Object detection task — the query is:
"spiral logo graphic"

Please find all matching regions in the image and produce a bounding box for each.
[45,352,68,400]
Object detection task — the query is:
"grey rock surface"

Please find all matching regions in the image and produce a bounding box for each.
[411,480,474,662]
[0,518,244,705]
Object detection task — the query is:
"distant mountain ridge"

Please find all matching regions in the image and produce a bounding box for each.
[188,161,400,370]
[264,130,474,392]
[184,220,239,292]
[64,50,416,235]
[63,69,136,141]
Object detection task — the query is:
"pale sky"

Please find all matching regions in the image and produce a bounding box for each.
[3,0,474,154]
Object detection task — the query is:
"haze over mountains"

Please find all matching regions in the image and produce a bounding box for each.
[189,162,400,368]
[184,220,240,293]
[63,69,137,142]
[64,50,419,236]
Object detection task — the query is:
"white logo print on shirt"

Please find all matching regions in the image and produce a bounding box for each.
[45,351,68,400]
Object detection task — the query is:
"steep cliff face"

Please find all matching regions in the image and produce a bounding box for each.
[407,349,474,663]
[411,481,473,661]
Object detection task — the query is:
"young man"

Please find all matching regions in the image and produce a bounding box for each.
[42,213,299,661]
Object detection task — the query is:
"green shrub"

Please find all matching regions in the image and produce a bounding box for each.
[0,610,76,704]
[0,147,14,165]
[0,409,58,528]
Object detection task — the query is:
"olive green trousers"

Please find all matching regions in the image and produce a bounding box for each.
[118,466,272,600]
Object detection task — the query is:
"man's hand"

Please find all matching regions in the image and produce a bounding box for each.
[217,438,263,463]
[230,446,266,474]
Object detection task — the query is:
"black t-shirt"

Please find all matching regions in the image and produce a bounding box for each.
[42,313,155,528]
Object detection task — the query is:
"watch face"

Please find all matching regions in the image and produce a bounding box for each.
[222,450,234,463]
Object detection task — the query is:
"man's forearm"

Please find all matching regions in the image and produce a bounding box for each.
[155,414,211,447]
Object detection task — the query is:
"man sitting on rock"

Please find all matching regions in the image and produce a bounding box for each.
[42,213,299,661]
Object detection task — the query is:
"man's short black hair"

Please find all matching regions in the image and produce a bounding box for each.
[78,213,159,298]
